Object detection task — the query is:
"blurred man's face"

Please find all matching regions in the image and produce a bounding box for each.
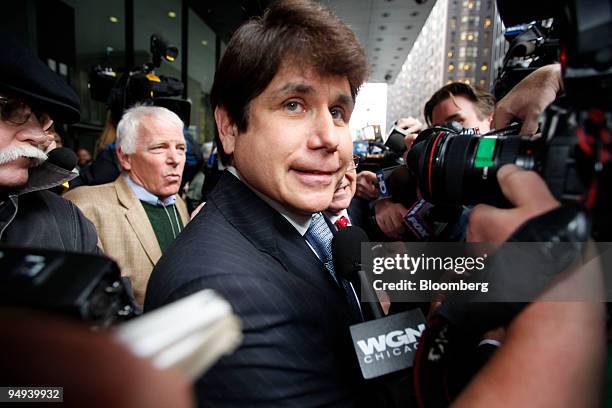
[0,95,51,188]
[117,116,186,200]
[77,148,92,167]
[431,95,492,133]
[217,63,354,214]
[328,165,357,214]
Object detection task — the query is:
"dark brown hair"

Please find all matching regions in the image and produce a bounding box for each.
[423,82,495,126]
[210,0,368,164]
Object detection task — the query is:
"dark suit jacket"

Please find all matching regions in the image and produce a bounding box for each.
[145,172,369,407]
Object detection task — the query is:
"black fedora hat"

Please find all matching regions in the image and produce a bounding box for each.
[0,33,80,124]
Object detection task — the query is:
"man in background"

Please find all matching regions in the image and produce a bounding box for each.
[325,155,358,230]
[76,147,92,170]
[65,105,189,305]
[424,82,495,132]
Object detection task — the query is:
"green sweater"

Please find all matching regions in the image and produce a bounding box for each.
[140,201,184,252]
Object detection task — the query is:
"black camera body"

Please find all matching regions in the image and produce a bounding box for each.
[407,115,590,207]
[0,246,139,328]
[493,20,560,100]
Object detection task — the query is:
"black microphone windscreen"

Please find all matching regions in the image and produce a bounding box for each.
[47,147,78,171]
[387,166,418,207]
[332,226,369,281]
[385,129,407,154]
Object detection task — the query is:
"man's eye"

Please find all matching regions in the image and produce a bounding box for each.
[284,101,304,113]
[330,108,345,122]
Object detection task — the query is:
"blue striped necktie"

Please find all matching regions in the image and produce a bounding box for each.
[305,213,363,323]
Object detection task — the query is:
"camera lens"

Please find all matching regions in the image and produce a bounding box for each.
[408,128,541,206]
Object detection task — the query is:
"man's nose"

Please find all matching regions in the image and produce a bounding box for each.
[309,109,340,152]
[166,147,181,165]
[14,120,50,147]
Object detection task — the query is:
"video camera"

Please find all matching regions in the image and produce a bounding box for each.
[0,246,139,329]
[89,34,190,125]
[407,0,612,240]
[493,19,560,100]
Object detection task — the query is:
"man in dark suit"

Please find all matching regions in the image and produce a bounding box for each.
[145,0,371,406]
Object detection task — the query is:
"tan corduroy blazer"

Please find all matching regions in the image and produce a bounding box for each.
[64,176,189,305]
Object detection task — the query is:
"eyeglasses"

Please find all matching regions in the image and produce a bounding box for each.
[0,96,52,131]
[347,154,360,171]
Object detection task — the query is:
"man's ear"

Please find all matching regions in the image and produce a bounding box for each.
[214,106,237,156]
[116,145,131,172]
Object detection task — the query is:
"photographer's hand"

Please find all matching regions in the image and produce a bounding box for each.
[355,171,379,200]
[396,116,424,154]
[374,197,409,240]
[467,164,560,243]
[493,64,563,135]
[455,164,605,408]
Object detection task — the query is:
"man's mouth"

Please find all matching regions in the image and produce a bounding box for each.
[164,174,181,181]
[291,168,337,185]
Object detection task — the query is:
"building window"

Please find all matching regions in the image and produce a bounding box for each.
[481,64,488,72]
[448,63,455,72]
[465,0,481,10]
[467,15,480,28]
[484,17,492,29]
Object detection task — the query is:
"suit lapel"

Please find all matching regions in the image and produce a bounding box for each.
[211,172,341,294]
[116,176,162,264]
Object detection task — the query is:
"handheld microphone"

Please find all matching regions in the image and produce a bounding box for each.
[385,125,410,155]
[375,165,418,205]
[47,147,78,171]
[331,226,426,379]
[375,165,400,198]
[333,226,384,320]
[386,166,418,207]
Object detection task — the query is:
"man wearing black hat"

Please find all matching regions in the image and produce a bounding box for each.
[0,34,98,252]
